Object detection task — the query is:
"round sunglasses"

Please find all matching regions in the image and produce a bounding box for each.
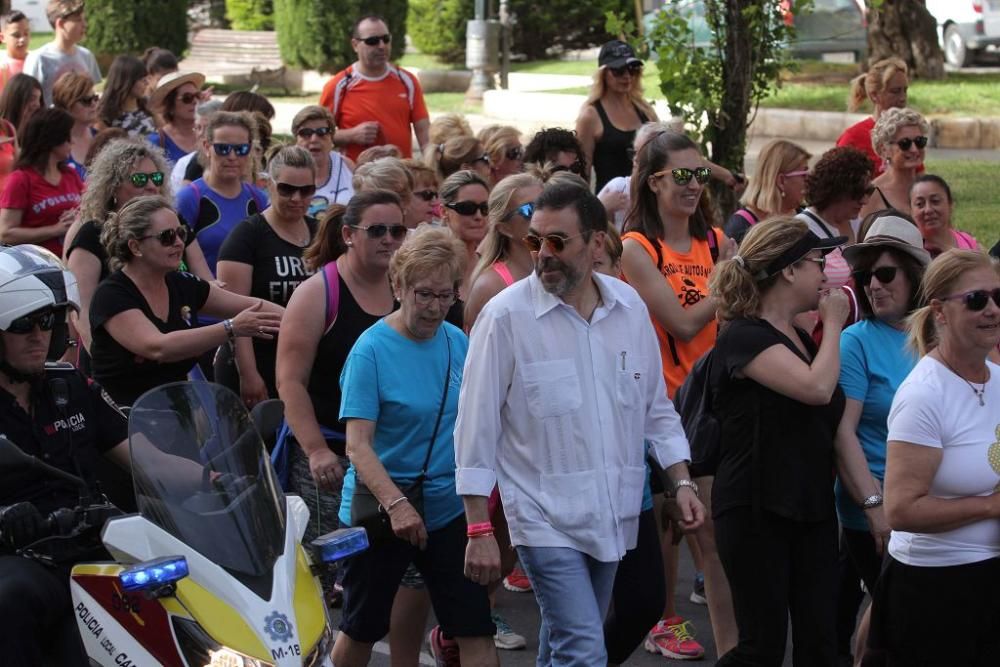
[940,288,1000,312]
[895,136,928,151]
[349,223,408,240]
[853,266,898,286]
[139,226,188,246]
[297,126,333,139]
[5,309,56,334]
[445,200,489,216]
[129,171,164,188]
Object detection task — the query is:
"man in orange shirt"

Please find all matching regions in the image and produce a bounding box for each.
[320,15,430,162]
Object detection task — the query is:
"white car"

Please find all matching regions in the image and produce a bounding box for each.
[925,0,1000,67]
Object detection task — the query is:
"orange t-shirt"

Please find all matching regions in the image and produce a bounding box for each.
[622,231,718,398]
[319,64,429,162]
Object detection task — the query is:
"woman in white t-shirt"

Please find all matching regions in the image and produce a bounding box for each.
[865,249,1000,665]
[292,106,354,219]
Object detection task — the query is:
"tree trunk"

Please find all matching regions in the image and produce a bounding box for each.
[867,0,944,79]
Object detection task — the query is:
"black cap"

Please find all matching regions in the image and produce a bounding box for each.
[755,230,847,281]
[598,40,641,69]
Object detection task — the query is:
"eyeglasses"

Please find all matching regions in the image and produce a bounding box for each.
[522,231,584,253]
[77,94,100,106]
[129,171,164,188]
[853,266,898,286]
[178,92,199,105]
[800,256,827,271]
[139,226,188,246]
[5,309,56,334]
[349,223,408,240]
[212,143,252,157]
[505,146,524,161]
[297,126,333,139]
[445,200,489,216]
[275,182,317,198]
[608,63,643,77]
[414,189,438,202]
[782,169,810,178]
[940,288,1000,312]
[412,288,456,308]
[503,202,534,221]
[655,167,712,186]
[895,136,928,151]
[358,33,391,46]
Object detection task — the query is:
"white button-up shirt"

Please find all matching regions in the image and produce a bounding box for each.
[454,272,691,562]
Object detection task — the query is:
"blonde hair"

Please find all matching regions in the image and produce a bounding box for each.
[390,224,468,291]
[848,57,908,112]
[429,113,473,145]
[709,216,810,320]
[740,139,811,215]
[101,195,174,271]
[352,157,414,197]
[584,66,656,122]
[357,144,402,166]
[403,158,439,189]
[906,249,999,356]
[479,125,521,165]
[425,135,484,180]
[871,107,930,159]
[470,173,542,287]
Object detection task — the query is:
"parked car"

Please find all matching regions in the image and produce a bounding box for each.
[644,0,868,63]
[925,0,1000,67]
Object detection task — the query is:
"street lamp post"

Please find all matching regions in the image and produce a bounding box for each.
[465,0,500,101]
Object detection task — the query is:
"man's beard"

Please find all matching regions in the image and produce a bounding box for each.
[535,255,582,297]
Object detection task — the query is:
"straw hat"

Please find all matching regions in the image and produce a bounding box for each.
[149,71,206,110]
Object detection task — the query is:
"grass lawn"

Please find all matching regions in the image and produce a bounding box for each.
[423,91,482,115]
[926,159,999,244]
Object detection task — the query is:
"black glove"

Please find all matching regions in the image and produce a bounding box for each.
[0,502,46,549]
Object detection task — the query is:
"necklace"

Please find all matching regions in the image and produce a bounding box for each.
[938,353,988,407]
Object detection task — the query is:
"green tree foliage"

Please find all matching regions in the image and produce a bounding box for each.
[409,0,632,63]
[85,0,188,63]
[274,0,407,72]
[226,0,275,31]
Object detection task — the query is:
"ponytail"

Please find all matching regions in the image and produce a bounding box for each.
[847,73,868,112]
[906,305,937,357]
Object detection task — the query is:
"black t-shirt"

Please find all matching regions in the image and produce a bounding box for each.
[89,271,211,406]
[711,318,845,522]
[66,219,111,283]
[217,213,318,396]
[0,367,127,515]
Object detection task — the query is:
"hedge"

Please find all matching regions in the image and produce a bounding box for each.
[409,0,633,63]
[274,0,408,73]
[85,0,188,65]
[226,0,274,31]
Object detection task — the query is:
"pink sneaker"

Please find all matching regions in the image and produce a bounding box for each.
[428,625,461,667]
[643,616,705,660]
[502,566,532,592]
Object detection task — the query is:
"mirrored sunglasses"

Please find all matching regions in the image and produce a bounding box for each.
[655,167,712,186]
[503,202,534,221]
[129,171,164,188]
[5,309,56,334]
[212,143,252,157]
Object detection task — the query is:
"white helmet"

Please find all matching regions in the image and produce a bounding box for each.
[0,244,80,331]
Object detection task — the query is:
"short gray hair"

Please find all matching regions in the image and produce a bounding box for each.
[871,107,929,157]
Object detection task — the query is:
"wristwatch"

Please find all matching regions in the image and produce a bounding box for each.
[673,479,700,497]
[862,494,884,509]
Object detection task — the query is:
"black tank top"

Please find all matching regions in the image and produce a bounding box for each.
[592,100,649,192]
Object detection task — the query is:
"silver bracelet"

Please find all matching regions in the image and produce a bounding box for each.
[222,318,235,341]
[383,496,409,513]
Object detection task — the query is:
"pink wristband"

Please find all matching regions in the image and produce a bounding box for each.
[466,521,493,536]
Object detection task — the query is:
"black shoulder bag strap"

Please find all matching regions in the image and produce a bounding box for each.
[415,332,452,484]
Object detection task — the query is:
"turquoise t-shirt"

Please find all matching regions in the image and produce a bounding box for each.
[835,318,916,531]
[338,319,468,531]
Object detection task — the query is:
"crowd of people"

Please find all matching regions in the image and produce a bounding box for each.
[0,2,999,666]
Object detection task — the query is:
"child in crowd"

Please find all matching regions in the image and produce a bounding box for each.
[23,0,101,105]
[0,10,30,93]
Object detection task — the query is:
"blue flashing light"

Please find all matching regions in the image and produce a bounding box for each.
[312,527,369,563]
[119,555,189,592]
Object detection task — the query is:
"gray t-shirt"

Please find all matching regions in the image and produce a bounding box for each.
[23,42,102,105]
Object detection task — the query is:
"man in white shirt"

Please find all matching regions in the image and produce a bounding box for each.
[23,0,101,106]
[454,180,705,665]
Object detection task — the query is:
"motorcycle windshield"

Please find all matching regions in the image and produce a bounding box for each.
[128,382,286,582]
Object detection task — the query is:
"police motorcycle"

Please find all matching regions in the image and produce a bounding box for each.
[6,381,368,667]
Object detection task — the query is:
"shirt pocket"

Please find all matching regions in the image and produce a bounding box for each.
[521,359,582,419]
[619,465,647,521]
[615,354,645,411]
[539,471,600,531]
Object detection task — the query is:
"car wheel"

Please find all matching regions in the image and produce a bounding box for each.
[944,24,976,68]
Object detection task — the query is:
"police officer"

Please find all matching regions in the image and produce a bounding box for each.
[0,245,130,667]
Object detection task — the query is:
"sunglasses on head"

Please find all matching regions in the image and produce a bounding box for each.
[297,126,332,139]
[349,223,408,240]
[414,189,438,202]
[178,92,199,105]
[212,143,252,157]
[139,226,188,246]
[940,288,1000,312]
[895,136,928,151]
[853,266,898,286]
[5,309,56,334]
[503,202,534,221]
[505,146,524,161]
[77,94,99,106]
[522,231,584,253]
[445,200,489,216]
[358,33,391,46]
[275,182,317,198]
[608,63,643,77]
[655,167,712,186]
[129,171,164,188]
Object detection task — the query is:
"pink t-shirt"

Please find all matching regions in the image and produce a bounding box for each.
[0,165,84,256]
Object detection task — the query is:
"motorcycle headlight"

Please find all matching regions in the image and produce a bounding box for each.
[205,648,274,667]
[172,617,274,667]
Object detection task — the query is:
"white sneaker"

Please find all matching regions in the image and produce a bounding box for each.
[492,612,526,650]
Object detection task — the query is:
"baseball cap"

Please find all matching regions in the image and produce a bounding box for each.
[598,40,641,70]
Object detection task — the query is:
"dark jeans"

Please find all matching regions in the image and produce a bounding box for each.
[603,508,665,664]
[0,556,87,666]
[715,507,838,667]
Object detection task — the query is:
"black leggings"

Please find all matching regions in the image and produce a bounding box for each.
[603,508,665,664]
[715,507,838,667]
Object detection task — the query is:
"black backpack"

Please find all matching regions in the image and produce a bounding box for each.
[673,348,721,478]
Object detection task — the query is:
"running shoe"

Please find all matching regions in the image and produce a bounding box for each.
[428,625,461,667]
[502,566,532,592]
[644,617,705,660]
[492,612,527,650]
[689,571,707,605]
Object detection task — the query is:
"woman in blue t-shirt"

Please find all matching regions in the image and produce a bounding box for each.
[834,210,929,656]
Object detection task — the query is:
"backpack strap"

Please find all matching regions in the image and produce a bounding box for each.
[735,208,759,227]
[707,227,719,265]
[322,260,341,332]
